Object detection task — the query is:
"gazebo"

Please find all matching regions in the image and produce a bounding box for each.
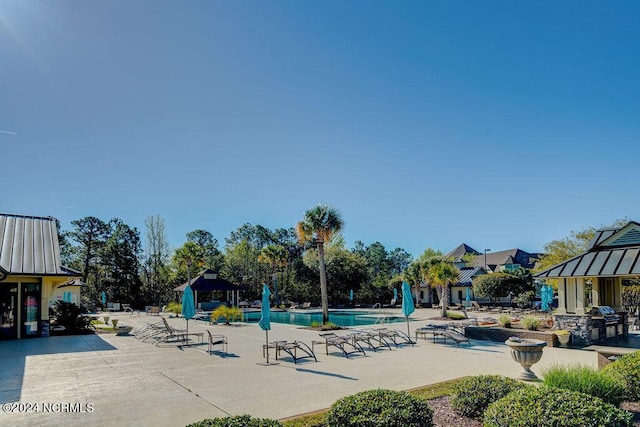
[174,269,242,309]
[535,221,640,345]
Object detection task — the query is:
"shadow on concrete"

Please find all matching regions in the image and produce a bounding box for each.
[294,367,358,380]
[0,334,116,404]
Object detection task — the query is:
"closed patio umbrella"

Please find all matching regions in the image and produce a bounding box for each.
[401,282,415,340]
[393,288,398,301]
[101,291,106,306]
[182,284,196,344]
[466,287,472,303]
[258,284,275,364]
[349,289,354,301]
[540,284,550,311]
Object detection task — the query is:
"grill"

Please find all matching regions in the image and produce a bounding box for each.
[590,306,620,325]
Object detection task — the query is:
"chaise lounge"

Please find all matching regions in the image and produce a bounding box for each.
[312,332,366,358]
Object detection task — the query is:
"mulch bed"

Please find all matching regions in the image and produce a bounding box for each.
[429,396,481,427]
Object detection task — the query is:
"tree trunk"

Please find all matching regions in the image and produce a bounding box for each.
[440,284,449,318]
[317,240,329,324]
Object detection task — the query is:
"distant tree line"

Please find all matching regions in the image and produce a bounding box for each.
[58,213,414,310]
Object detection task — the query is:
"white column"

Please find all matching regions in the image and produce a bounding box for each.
[556,278,567,314]
[592,278,600,307]
[575,278,585,315]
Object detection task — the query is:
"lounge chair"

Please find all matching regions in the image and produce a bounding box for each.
[122,304,133,313]
[250,300,262,309]
[147,306,161,316]
[311,332,366,358]
[301,302,312,309]
[375,327,415,347]
[206,330,228,354]
[264,340,317,364]
[443,329,470,346]
[348,329,392,352]
[194,309,212,322]
[471,301,488,312]
[414,324,448,343]
[155,317,203,346]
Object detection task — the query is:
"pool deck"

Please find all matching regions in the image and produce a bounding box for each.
[0,308,607,426]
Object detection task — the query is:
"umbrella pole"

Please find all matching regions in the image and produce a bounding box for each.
[266,330,269,364]
[406,316,410,339]
[186,319,189,345]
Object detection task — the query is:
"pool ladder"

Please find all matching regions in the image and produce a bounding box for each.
[369,303,391,324]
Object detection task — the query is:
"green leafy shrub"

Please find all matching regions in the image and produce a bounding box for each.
[498,314,511,328]
[513,291,534,308]
[521,316,541,331]
[210,306,243,324]
[50,301,91,333]
[603,350,640,401]
[310,321,340,330]
[187,414,282,426]
[165,302,182,315]
[484,386,633,427]
[542,364,627,406]
[325,389,433,426]
[446,311,467,320]
[450,375,525,419]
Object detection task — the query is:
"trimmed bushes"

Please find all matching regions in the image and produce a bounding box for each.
[450,375,526,419]
[521,316,541,331]
[325,389,433,426]
[603,350,640,401]
[498,314,511,328]
[542,364,627,406]
[484,386,633,427]
[187,415,281,427]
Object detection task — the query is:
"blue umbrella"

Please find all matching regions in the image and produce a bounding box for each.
[393,288,398,302]
[101,291,106,306]
[63,291,68,303]
[182,284,196,344]
[466,287,472,303]
[401,282,415,340]
[540,284,550,311]
[258,284,273,364]
[349,289,354,301]
[546,285,554,309]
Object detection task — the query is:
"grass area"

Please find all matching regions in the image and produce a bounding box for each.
[280,377,466,427]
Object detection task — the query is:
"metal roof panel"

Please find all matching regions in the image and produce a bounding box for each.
[586,251,611,276]
[572,252,596,277]
[601,250,624,275]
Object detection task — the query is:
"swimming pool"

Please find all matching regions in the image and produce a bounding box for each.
[242,310,410,327]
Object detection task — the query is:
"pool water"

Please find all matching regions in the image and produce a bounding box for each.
[242,310,410,327]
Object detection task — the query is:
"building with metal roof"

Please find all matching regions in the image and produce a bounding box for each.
[534,221,640,345]
[0,213,80,339]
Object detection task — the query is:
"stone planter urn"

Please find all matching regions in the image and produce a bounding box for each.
[111,319,119,328]
[103,316,110,325]
[115,325,133,336]
[555,331,571,347]
[505,337,546,381]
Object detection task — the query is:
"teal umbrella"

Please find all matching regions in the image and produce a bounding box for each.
[258,284,273,363]
[393,288,398,301]
[540,284,550,311]
[349,289,354,301]
[401,282,415,340]
[182,284,196,344]
[466,287,472,303]
[101,291,106,306]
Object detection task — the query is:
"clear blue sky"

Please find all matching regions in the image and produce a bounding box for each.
[2,1,639,258]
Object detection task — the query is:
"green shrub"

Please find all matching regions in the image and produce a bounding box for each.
[187,415,281,426]
[484,386,633,427]
[498,314,511,328]
[446,311,466,320]
[603,350,640,401]
[310,321,340,330]
[542,364,627,406]
[50,301,91,332]
[521,316,541,331]
[513,291,535,308]
[165,302,182,315]
[325,389,433,426]
[211,306,243,324]
[450,375,525,419]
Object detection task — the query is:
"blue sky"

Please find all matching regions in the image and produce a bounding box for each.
[2,1,639,257]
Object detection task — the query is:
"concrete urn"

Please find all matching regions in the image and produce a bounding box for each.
[505,338,546,381]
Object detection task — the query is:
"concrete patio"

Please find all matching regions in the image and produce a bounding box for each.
[0,309,601,426]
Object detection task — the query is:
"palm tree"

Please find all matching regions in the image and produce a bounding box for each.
[296,204,344,324]
[258,244,288,306]
[404,261,423,307]
[424,258,460,318]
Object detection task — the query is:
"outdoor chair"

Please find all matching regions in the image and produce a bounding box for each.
[311,332,366,358]
[155,317,203,346]
[301,302,312,309]
[263,340,317,364]
[206,330,228,354]
[471,301,487,312]
[194,309,212,322]
[414,324,448,343]
[348,329,392,352]
[122,304,133,313]
[134,320,166,342]
[374,327,415,347]
[147,306,160,316]
[443,329,471,347]
[250,300,262,309]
